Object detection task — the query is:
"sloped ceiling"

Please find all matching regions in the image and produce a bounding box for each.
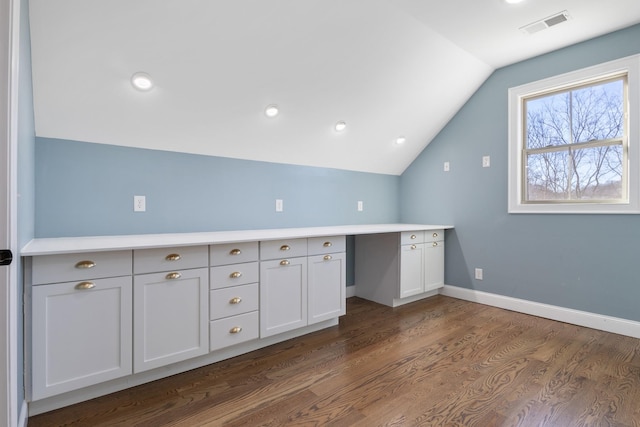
[28,0,640,175]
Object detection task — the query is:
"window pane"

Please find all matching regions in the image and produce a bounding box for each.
[571,80,624,143]
[525,144,623,201]
[526,151,569,200]
[525,93,571,149]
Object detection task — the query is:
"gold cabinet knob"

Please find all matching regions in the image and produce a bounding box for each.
[433,242,438,247]
[229,297,242,305]
[229,326,242,334]
[280,259,290,266]
[323,241,332,247]
[411,245,417,250]
[166,272,181,280]
[323,255,332,261]
[230,271,242,279]
[165,253,181,261]
[75,281,95,290]
[230,249,242,255]
[433,232,439,238]
[410,234,417,240]
[74,260,96,269]
[280,245,290,251]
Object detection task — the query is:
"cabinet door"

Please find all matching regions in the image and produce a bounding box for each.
[260,257,307,338]
[424,241,445,291]
[31,277,132,400]
[308,252,346,324]
[399,243,425,298]
[133,268,209,373]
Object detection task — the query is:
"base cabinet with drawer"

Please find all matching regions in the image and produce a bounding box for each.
[308,237,346,324]
[355,230,445,307]
[29,251,133,400]
[209,242,260,351]
[133,247,209,373]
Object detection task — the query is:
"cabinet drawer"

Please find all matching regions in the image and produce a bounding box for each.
[400,231,424,245]
[133,246,208,274]
[210,311,259,351]
[425,229,444,242]
[210,283,258,320]
[260,239,307,260]
[210,262,258,289]
[32,250,132,285]
[307,236,346,256]
[210,242,259,266]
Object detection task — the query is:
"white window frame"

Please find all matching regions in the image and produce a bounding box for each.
[508,54,640,214]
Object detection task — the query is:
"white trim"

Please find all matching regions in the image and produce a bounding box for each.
[440,285,640,339]
[17,401,26,427]
[508,54,640,214]
[346,285,357,298]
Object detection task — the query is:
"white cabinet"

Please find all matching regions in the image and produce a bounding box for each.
[209,242,260,351]
[133,247,209,373]
[355,230,445,307]
[260,255,308,337]
[308,236,346,324]
[31,257,133,400]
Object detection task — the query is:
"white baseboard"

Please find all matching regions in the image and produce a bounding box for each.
[346,285,357,298]
[440,285,640,339]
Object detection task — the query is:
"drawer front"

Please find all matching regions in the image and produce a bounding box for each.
[425,229,444,243]
[400,231,424,246]
[210,311,259,351]
[210,283,259,320]
[210,262,259,289]
[32,250,132,285]
[307,235,346,256]
[260,239,307,260]
[210,242,259,266]
[133,246,208,274]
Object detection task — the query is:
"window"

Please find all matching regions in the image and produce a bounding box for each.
[508,55,640,213]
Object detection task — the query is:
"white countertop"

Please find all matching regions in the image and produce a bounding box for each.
[21,224,453,256]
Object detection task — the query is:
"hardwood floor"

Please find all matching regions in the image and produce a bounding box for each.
[29,296,640,426]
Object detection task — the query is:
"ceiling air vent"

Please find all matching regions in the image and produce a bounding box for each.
[520,10,571,35]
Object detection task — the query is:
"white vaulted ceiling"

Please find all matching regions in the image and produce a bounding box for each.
[28,0,640,175]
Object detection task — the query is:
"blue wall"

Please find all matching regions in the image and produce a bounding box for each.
[401,24,640,322]
[17,0,35,408]
[35,138,400,237]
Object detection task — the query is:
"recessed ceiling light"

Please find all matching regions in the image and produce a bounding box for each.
[395,136,406,145]
[131,72,153,91]
[505,0,525,4]
[335,121,347,132]
[265,104,279,118]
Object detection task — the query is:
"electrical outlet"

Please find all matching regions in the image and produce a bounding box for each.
[444,161,450,172]
[134,195,146,212]
[482,156,491,168]
[475,268,483,280]
[275,199,283,212]
[357,201,364,211]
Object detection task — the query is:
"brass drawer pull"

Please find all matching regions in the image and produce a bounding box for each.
[75,260,96,269]
[323,241,332,247]
[230,249,242,255]
[324,255,332,261]
[229,326,242,334]
[410,234,417,240]
[230,271,242,279]
[166,272,181,280]
[229,297,242,305]
[280,245,290,251]
[280,260,290,266]
[75,281,95,290]
[433,232,439,238]
[433,242,438,247]
[411,245,417,250]
[165,253,181,261]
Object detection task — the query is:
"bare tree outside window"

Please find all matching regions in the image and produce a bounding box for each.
[523,77,626,203]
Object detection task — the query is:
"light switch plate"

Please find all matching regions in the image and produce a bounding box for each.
[482,156,491,168]
[444,161,450,172]
[275,199,283,212]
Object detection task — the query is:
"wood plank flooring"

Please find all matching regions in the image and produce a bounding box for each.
[29,296,640,426]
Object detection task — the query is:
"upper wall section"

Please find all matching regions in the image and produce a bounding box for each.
[28,0,492,176]
[34,138,400,238]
